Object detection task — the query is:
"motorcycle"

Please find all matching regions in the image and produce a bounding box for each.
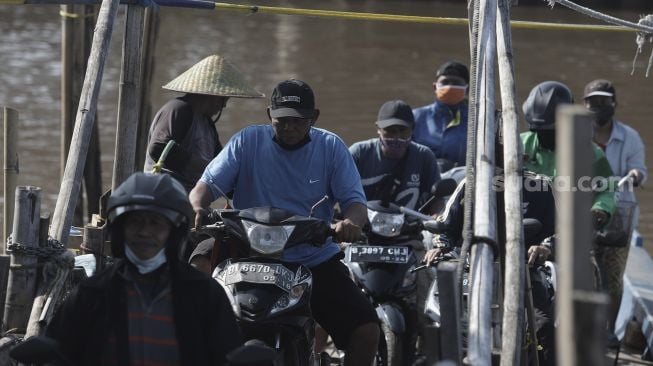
[343,199,422,366]
[417,218,557,365]
[207,206,333,366]
[9,336,276,366]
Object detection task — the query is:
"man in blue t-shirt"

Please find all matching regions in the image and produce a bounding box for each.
[412,61,469,167]
[189,79,379,364]
[350,100,441,214]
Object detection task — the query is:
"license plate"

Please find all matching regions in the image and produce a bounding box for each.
[347,245,410,264]
[223,262,294,292]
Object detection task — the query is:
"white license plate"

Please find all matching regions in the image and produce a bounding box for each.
[223,262,294,292]
[347,245,410,264]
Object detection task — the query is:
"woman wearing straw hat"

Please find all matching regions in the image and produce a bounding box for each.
[144,54,264,192]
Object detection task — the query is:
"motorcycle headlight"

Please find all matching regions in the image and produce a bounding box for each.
[242,220,295,255]
[367,210,404,237]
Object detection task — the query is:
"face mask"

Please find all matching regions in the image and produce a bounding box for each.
[589,105,615,126]
[124,245,167,274]
[535,130,556,151]
[379,135,411,159]
[436,84,467,106]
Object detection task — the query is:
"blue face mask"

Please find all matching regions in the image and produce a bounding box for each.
[124,245,167,274]
[379,136,411,159]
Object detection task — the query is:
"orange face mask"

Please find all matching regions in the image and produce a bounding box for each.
[436,84,467,106]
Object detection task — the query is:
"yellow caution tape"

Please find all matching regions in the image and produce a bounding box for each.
[213,2,634,33]
[59,9,80,18]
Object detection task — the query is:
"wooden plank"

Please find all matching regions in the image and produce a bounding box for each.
[555,105,597,366]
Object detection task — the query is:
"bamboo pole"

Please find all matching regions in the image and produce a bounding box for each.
[555,106,608,366]
[3,187,41,332]
[112,4,146,190]
[496,0,525,364]
[135,5,160,171]
[467,0,498,363]
[50,0,121,245]
[3,107,19,248]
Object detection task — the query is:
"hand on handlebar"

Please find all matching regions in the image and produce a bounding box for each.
[194,208,209,229]
[331,218,362,243]
[592,209,609,230]
[527,245,551,266]
[422,248,446,267]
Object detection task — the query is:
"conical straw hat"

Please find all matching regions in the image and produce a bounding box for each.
[163,55,264,98]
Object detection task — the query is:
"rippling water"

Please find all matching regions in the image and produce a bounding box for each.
[0,0,651,249]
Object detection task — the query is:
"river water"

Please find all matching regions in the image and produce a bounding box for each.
[0,0,651,249]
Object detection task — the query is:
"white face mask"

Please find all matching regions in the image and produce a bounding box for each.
[124,245,167,274]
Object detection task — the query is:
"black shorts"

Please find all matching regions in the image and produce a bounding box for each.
[310,254,379,350]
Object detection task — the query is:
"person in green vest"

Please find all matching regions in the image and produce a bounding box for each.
[520,81,615,228]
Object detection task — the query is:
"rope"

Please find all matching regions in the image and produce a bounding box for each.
[211,2,636,32]
[0,0,642,33]
[546,0,653,76]
[546,0,653,33]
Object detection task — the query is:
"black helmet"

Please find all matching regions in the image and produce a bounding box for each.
[522,81,573,131]
[107,172,194,260]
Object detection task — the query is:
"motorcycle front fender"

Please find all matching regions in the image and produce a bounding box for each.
[375,303,405,333]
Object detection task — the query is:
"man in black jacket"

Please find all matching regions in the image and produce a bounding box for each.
[46,172,242,366]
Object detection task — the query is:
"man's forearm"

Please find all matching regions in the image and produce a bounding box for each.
[343,202,367,227]
[189,181,214,212]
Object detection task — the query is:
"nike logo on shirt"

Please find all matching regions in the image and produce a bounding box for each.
[309,179,320,184]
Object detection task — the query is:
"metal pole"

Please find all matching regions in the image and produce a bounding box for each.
[112,4,146,189]
[3,187,41,332]
[496,0,525,364]
[3,107,19,248]
[50,0,121,245]
[467,0,498,363]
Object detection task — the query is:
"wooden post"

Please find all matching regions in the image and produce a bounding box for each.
[83,225,105,272]
[555,106,607,366]
[61,4,74,182]
[3,187,41,332]
[50,0,121,246]
[112,4,146,190]
[3,107,19,249]
[468,0,498,363]
[24,214,52,337]
[135,5,160,171]
[81,5,103,220]
[437,261,463,363]
[496,0,525,364]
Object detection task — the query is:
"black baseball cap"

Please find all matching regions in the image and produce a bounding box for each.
[583,79,616,100]
[269,79,316,118]
[435,61,470,84]
[375,100,415,129]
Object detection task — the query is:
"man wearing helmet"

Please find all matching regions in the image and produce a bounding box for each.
[190,79,380,365]
[520,81,616,226]
[46,172,242,366]
[144,54,264,192]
